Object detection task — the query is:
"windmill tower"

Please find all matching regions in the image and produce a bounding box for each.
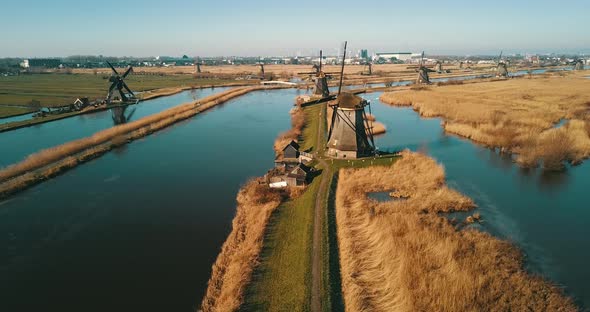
[574,59,585,70]
[459,61,464,69]
[195,57,203,73]
[326,41,376,159]
[313,50,330,97]
[105,61,136,104]
[435,61,443,73]
[496,51,508,77]
[258,63,265,80]
[417,52,434,84]
[361,62,372,75]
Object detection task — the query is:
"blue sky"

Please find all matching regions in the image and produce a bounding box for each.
[1,0,588,57]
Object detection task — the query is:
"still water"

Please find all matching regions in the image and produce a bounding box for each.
[361,92,590,308]
[0,88,304,311]
[0,87,230,168]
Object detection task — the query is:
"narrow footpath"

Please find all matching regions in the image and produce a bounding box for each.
[311,103,329,312]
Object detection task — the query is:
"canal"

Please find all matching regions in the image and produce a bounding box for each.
[0,88,305,311]
[0,87,230,168]
[361,91,590,309]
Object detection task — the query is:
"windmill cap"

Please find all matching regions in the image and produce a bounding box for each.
[337,92,365,109]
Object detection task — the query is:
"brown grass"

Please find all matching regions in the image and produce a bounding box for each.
[336,150,576,311]
[201,178,286,312]
[380,73,590,169]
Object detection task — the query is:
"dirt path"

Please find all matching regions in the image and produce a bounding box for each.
[311,103,330,312]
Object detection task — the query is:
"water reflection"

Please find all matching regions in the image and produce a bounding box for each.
[111,105,136,125]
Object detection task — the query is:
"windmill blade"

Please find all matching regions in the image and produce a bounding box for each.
[122,82,135,98]
[106,61,119,75]
[108,80,118,93]
[497,51,503,64]
[122,66,133,79]
[420,51,424,67]
[337,41,347,96]
[126,106,137,121]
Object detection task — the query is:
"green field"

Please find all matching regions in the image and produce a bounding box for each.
[0,73,230,112]
[0,106,36,119]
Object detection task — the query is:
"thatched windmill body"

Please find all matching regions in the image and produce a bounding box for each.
[106,61,136,104]
[326,41,376,159]
[496,51,508,77]
[417,52,435,84]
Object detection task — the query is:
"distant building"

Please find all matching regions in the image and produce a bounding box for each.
[360,49,369,59]
[24,58,62,69]
[375,52,412,61]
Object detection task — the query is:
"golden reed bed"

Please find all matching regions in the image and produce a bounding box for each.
[335,151,575,311]
[380,73,590,170]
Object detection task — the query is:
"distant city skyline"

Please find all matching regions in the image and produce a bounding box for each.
[1,0,589,58]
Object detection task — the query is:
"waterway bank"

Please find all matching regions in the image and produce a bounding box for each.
[0,88,305,312]
[0,85,289,199]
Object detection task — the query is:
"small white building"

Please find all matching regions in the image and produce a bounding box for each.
[375,52,413,61]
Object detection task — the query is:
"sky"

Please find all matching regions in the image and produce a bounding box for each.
[0,0,588,57]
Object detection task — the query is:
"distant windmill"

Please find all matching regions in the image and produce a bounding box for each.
[195,57,203,73]
[312,50,330,97]
[361,61,373,76]
[435,61,443,73]
[496,51,508,77]
[574,59,585,70]
[459,61,464,69]
[326,41,376,159]
[417,52,435,84]
[258,63,265,80]
[106,61,136,104]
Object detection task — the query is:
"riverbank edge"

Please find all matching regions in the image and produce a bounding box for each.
[335,151,577,311]
[0,81,259,133]
[378,72,590,169]
[0,85,289,199]
[201,99,310,311]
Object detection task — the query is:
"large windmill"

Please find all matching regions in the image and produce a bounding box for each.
[417,52,435,84]
[326,41,376,159]
[106,61,136,104]
[496,51,508,77]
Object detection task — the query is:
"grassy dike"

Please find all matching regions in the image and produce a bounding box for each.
[242,104,323,311]
[242,98,399,311]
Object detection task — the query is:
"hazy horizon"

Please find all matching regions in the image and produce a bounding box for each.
[1,0,589,58]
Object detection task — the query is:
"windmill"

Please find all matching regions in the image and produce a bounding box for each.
[361,61,373,76]
[258,63,265,80]
[573,59,585,70]
[111,105,136,125]
[312,50,330,97]
[326,41,376,159]
[195,57,203,73]
[106,61,136,104]
[435,61,443,73]
[496,51,508,77]
[417,52,435,84]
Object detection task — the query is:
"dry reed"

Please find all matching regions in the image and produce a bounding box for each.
[336,151,576,311]
[380,74,590,169]
[201,178,285,312]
